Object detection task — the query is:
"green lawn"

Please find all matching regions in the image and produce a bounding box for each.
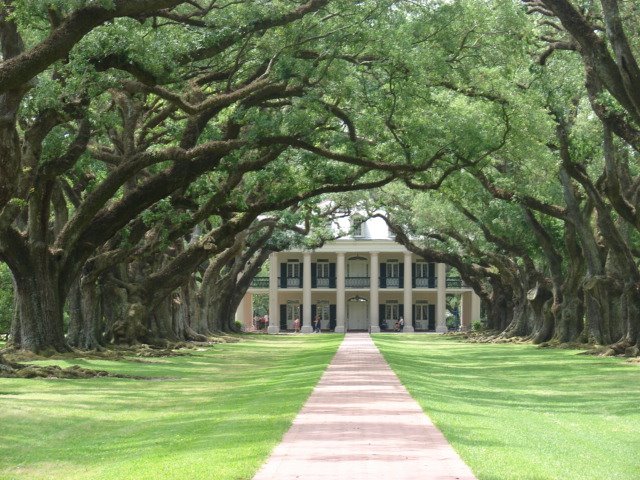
[0,334,343,480]
[373,335,640,480]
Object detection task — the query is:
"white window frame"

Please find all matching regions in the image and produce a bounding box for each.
[317,261,330,278]
[415,301,429,321]
[316,301,330,322]
[385,301,399,320]
[286,301,300,323]
[352,217,364,237]
[286,261,300,278]
[415,261,428,278]
[386,260,399,278]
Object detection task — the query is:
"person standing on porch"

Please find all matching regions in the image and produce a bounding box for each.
[293,317,301,333]
[313,315,321,333]
[399,316,405,332]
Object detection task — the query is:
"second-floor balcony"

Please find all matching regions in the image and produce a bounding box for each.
[446,277,466,288]
[414,277,437,288]
[385,277,400,288]
[315,277,334,288]
[256,275,467,289]
[251,276,269,288]
[346,276,370,288]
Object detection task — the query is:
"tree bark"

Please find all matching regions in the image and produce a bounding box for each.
[553,224,585,342]
[485,278,513,331]
[559,162,611,344]
[150,297,179,343]
[67,277,104,350]
[13,257,68,353]
[8,274,20,347]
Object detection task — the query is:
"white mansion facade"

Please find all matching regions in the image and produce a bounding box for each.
[237,217,481,333]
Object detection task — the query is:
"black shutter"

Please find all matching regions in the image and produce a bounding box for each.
[412,263,416,288]
[329,304,337,330]
[380,263,386,288]
[399,304,404,318]
[280,263,287,288]
[311,304,317,324]
[429,262,436,288]
[379,304,385,322]
[399,263,404,288]
[280,304,287,330]
[412,305,417,328]
[329,263,336,288]
[299,262,304,287]
[428,304,436,330]
[311,262,317,288]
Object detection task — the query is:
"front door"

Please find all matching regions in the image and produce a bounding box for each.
[347,301,368,331]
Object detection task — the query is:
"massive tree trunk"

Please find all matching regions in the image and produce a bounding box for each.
[485,278,514,331]
[581,277,614,344]
[150,297,179,343]
[173,281,207,341]
[205,281,235,332]
[12,253,68,353]
[112,301,149,346]
[553,224,585,342]
[8,275,20,348]
[503,290,531,338]
[501,267,535,339]
[564,142,640,346]
[556,288,583,343]
[67,280,83,346]
[67,277,104,350]
[529,285,554,344]
[184,279,206,336]
[101,267,130,343]
[559,163,612,344]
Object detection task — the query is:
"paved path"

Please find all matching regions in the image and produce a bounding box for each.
[252,333,477,480]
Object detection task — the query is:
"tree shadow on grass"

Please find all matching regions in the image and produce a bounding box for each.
[0,336,344,478]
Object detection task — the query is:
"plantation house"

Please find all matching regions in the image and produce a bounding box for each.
[238,217,480,333]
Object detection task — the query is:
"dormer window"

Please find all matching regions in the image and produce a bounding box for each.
[352,216,364,238]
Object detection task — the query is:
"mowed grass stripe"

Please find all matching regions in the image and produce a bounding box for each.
[0,334,343,480]
[373,335,640,480]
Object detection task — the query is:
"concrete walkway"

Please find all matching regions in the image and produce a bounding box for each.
[252,333,477,480]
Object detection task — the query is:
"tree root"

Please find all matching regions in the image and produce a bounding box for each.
[0,354,139,379]
[448,333,640,358]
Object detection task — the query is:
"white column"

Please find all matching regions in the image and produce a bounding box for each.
[461,291,471,331]
[471,291,481,330]
[236,293,253,331]
[369,252,380,333]
[243,293,253,331]
[436,262,447,333]
[267,253,280,334]
[403,251,414,332]
[235,297,243,323]
[301,252,313,333]
[335,252,346,333]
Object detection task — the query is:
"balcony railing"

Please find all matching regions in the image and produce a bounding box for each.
[265,275,465,289]
[345,276,370,288]
[276,277,302,288]
[414,277,437,288]
[385,277,400,288]
[251,276,269,288]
